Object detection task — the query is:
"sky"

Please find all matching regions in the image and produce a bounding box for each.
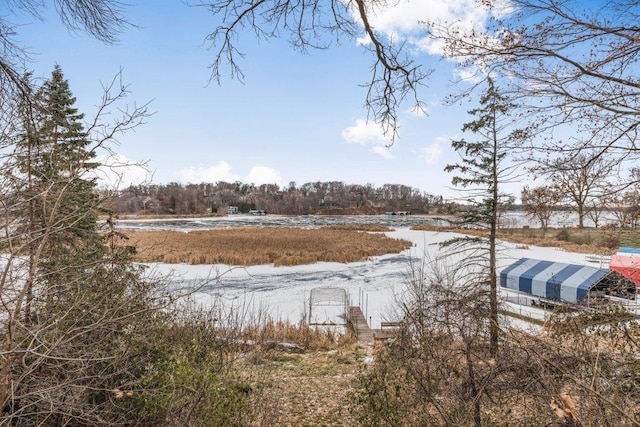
[15,0,517,198]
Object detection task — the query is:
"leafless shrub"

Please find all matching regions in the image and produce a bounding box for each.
[352,255,640,426]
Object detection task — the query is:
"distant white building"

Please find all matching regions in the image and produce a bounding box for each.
[227,206,239,214]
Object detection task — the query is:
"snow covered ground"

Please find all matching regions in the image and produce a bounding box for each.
[119,215,635,330]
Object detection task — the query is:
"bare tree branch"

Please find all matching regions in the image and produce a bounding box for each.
[199,0,429,140]
[428,0,640,158]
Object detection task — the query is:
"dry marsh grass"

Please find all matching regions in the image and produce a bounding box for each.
[241,320,354,352]
[124,227,412,266]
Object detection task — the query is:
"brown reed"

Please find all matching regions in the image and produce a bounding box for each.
[123,227,412,266]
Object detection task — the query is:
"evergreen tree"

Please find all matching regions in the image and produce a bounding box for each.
[3,67,168,425]
[3,67,245,426]
[444,78,524,357]
[27,66,104,296]
[36,65,100,232]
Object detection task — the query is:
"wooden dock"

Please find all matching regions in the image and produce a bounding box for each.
[348,306,373,344]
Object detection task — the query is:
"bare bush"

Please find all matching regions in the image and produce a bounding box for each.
[351,256,640,426]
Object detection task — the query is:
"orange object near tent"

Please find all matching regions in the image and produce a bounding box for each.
[609,254,640,286]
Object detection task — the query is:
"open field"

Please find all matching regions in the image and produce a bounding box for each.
[123,226,412,266]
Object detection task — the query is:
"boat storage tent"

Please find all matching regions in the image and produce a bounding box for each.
[609,248,640,286]
[500,258,637,304]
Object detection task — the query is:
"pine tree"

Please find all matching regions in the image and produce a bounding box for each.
[27,66,104,296]
[3,67,168,425]
[444,78,524,357]
[2,66,265,426]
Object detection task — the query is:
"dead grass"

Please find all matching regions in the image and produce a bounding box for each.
[241,320,353,351]
[493,232,611,254]
[240,338,364,426]
[247,347,361,426]
[123,227,412,266]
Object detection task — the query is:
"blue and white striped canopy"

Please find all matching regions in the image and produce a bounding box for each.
[500,258,611,303]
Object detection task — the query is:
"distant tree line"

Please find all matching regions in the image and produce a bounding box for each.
[103,181,456,216]
[521,166,640,231]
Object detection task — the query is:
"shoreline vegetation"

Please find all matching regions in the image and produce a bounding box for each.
[411,223,640,255]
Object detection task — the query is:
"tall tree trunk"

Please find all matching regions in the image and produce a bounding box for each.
[489,132,499,358]
[577,203,585,228]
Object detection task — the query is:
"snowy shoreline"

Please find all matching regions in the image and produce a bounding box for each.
[126,216,626,330]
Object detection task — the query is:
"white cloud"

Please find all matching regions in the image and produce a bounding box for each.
[94,154,151,190]
[342,118,395,159]
[342,118,391,145]
[351,0,514,63]
[178,161,241,184]
[454,67,483,84]
[244,166,284,187]
[491,0,516,19]
[414,35,446,56]
[422,134,456,165]
[356,33,371,46]
[422,143,443,165]
[177,162,285,186]
[372,145,393,159]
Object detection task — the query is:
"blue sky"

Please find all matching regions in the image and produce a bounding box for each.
[16,1,513,198]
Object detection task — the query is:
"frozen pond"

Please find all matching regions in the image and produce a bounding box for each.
[116,210,621,232]
[118,215,617,330]
[115,213,443,231]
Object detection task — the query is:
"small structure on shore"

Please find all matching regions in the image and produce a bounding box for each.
[384,211,411,216]
[501,258,637,305]
[609,247,640,286]
[308,287,349,326]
